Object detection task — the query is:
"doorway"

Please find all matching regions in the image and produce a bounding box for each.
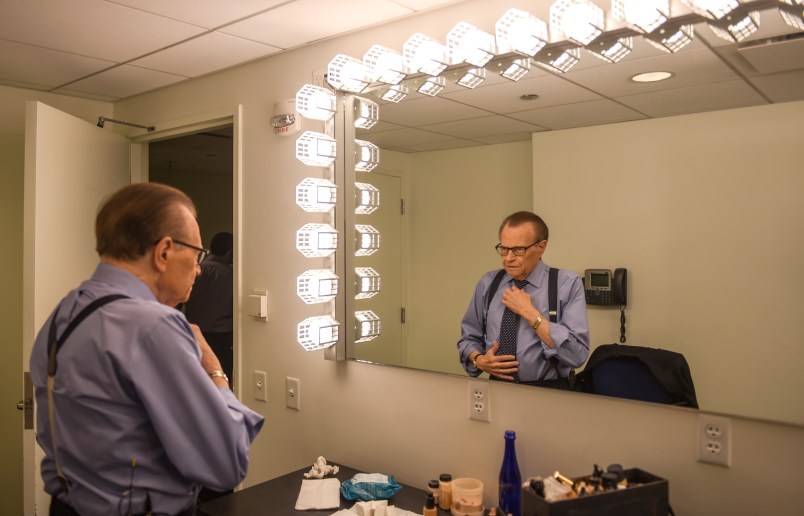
[148,126,235,383]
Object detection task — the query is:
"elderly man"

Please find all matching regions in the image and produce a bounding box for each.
[457,211,590,386]
[30,183,264,515]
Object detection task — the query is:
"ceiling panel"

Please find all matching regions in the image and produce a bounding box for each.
[507,98,647,130]
[0,40,114,89]
[55,64,187,100]
[614,80,769,117]
[108,0,289,29]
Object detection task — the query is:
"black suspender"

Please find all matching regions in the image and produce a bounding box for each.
[46,294,128,493]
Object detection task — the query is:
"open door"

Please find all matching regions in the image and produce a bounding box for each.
[21,101,131,515]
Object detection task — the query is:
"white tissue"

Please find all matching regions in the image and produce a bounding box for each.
[305,456,341,479]
[295,478,341,510]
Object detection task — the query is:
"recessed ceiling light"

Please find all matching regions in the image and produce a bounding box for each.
[520,93,539,100]
[631,71,674,82]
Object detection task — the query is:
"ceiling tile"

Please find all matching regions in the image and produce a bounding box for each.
[509,99,647,130]
[131,32,280,77]
[220,0,412,49]
[0,0,206,62]
[390,0,462,10]
[0,40,114,89]
[56,64,188,99]
[615,80,769,117]
[748,69,804,102]
[421,114,545,139]
[380,96,493,127]
[108,0,288,29]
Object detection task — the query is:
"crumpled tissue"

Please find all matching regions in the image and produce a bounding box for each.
[328,501,419,516]
[340,473,403,501]
[305,456,340,479]
[295,477,341,510]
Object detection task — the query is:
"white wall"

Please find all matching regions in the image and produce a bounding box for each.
[5,1,803,514]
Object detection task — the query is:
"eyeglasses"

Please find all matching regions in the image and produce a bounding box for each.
[172,239,210,265]
[495,241,542,256]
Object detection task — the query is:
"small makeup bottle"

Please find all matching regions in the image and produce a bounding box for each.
[426,479,440,507]
[439,473,453,511]
[423,492,437,516]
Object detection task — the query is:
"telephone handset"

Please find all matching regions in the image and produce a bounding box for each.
[584,268,627,306]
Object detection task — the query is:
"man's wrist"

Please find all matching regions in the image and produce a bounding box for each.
[471,352,483,368]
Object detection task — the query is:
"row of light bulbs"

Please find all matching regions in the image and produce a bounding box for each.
[292,82,384,351]
[317,0,804,101]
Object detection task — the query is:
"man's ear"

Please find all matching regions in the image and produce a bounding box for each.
[152,237,170,272]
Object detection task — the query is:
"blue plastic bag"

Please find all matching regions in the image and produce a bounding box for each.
[340,473,403,501]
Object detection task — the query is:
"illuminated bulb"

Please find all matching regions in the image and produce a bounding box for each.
[355,225,380,256]
[364,45,406,85]
[499,58,531,81]
[496,8,549,57]
[780,3,804,30]
[403,33,448,76]
[297,315,340,351]
[645,23,694,53]
[355,182,380,215]
[295,131,337,167]
[295,177,337,213]
[611,0,669,34]
[708,11,760,42]
[354,310,381,343]
[447,22,496,67]
[533,47,580,73]
[354,97,379,130]
[550,0,605,46]
[355,140,380,172]
[380,84,409,103]
[296,223,338,258]
[295,84,336,121]
[417,76,446,96]
[296,269,339,304]
[355,267,381,299]
[680,0,739,20]
[327,54,370,93]
[588,36,633,63]
[457,67,486,89]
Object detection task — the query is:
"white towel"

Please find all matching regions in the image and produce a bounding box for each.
[294,478,342,510]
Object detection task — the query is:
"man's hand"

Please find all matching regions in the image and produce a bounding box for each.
[501,285,537,319]
[476,341,519,381]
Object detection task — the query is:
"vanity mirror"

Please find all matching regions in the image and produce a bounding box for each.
[314,0,804,426]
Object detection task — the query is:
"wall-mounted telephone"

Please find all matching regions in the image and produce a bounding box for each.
[584,268,627,306]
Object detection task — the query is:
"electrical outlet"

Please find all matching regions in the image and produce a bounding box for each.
[286,377,301,411]
[697,413,731,467]
[468,380,490,422]
[253,370,266,402]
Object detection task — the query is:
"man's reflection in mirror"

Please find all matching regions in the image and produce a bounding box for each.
[457,211,589,388]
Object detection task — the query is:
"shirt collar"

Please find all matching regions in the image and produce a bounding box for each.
[90,262,158,301]
[507,260,549,288]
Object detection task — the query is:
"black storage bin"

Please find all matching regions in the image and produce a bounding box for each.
[522,468,668,516]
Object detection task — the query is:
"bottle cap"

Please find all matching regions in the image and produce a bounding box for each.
[439,473,452,482]
[425,492,435,509]
[428,479,439,489]
[504,430,516,439]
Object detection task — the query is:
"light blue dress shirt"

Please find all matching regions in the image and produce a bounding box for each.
[457,261,590,382]
[30,263,264,515]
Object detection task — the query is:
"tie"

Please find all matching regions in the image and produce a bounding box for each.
[497,279,528,383]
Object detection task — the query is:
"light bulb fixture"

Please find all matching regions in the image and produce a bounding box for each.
[611,0,669,34]
[708,11,760,42]
[355,140,380,172]
[499,57,532,81]
[680,0,739,20]
[533,47,581,73]
[354,310,381,343]
[456,67,486,89]
[586,35,633,63]
[417,76,446,96]
[295,131,337,167]
[295,177,337,213]
[379,83,409,103]
[355,182,380,215]
[295,84,336,122]
[447,21,497,67]
[550,0,605,46]
[779,3,804,30]
[296,223,338,258]
[631,71,674,82]
[296,269,339,304]
[496,8,549,57]
[297,315,340,351]
[355,225,380,257]
[364,45,407,85]
[354,97,379,130]
[355,267,381,299]
[644,21,694,53]
[403,33,448,76]
[327,54,370,93]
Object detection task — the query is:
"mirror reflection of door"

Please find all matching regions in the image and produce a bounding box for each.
[148,127,235,382]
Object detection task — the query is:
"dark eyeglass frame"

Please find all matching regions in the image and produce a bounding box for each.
[171,238,210,265]
[495,240,543,257]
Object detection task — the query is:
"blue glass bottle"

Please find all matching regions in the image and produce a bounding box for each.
[498,430,522,516]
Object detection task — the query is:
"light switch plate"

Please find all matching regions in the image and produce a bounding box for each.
[286,377,300,411]
[253,370,267,402]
